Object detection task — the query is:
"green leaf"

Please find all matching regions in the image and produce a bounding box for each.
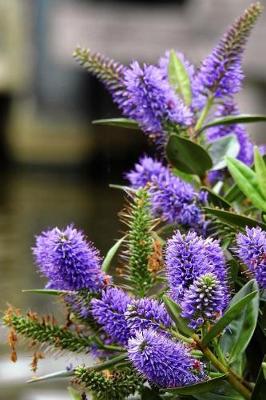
[173,167,201,187]
[102,236,126,273]
[168,49,192,105]
[224,184,245,203]
[251,356,266,400]
[68,387,83,400]
[227,156,266,211]
[220,280,259,364]
[204,207,266,230]
[162,295,194,336]
[141,387,162,399]
[202,283,258,347]
[27,369,73,383]
[22,289,72,296]
[194,381,245,400]
[254,146,266,199]
[209,134,240,170]
[166,135,213,176]
[197,114,266,135]
[165,374,227,395]
[201,187,231,210]
[92,118,139,129]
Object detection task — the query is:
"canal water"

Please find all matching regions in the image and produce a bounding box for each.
[0,167,124,399]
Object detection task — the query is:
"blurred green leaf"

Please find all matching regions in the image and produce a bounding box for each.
[92,118,139,129]
[251,356,266,400]
[168,49,192,105]
[22,289,72,296]
[204,207,266,230]
[201,187,231,209]
[209,134,240,170]
[220,280,259,364]
[254,146,266,199]
[202,282,258,347]
[27,369,73,383]
[68,387,83,400]
[194,381,245,400]
[173,167,201,187]
[162,295,194,336]
[166,135,213,176]
[165,374,227,395]
[224,184,245,203]
[102,236,126,272]
[227,157,266,211]
[141,387,161,399]
[198,114,266,135]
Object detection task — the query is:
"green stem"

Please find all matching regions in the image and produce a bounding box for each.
[171,329,194,344]
[194,96,214,133]
[193,335,252,400]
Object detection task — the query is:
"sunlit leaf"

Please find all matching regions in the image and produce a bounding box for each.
[102,236,126,272]
[168,49,192,105]
[209,134,240,170]
[254,146,266,199]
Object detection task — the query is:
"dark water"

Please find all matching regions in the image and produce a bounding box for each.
[0,168,124,399]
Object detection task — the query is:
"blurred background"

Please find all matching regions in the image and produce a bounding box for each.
[0,0,265,398]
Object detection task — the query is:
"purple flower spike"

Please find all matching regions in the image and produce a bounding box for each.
[195,3,262,99]
[236,227,266,289]
[181,273,226,329]
[126,156,167,189]
[91,287,132,345]
[114,61,193,147]
[127,329,205,388]
[125,298,172,336]
[165,230,228,303]
[32,225,104,292]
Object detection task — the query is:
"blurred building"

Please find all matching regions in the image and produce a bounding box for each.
[0,0,265,167]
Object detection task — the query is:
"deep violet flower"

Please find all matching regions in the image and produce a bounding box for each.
[127,329,205,388]
[165,230,228,304]
[181,273,226,329]
[125,298,172,336]
[114,61,193,147]
[91,287,131,345]
[236,227,266,289]
[32,225,104,291]
[126,155,167,189]
[195,3,262,99]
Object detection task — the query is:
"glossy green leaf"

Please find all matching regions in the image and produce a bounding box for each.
[224,184,245,203]
[102,236,126,272]
[209,134,240,170]
[168,49,192,105]
[201,187,231,210]
[173,167,201,187]
[251,356,266,400]
[202,284,258,347]
[254,146,266,199]
[220,280,259,364]
[27,369,73,383]
[166,135,213,176]
[198,114,266,135]
[227,157,266,211]
[204,207,266,230]
[165,374,227,395]
[162,295,194,336]
[22,289,72,296]
[92,118,139,129]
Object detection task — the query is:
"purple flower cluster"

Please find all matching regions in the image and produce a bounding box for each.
[165,230,228,309]
[114,61,193,147]
[195,3,262,99]
[91,287,131,345]
[181,273,225,329]
[32,225,105,292]
[236,227,266,289]
[125,298,172,336]
[127,329,205,388]
[126,156,203,229]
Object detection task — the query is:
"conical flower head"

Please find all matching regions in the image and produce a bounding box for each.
[181,273,226,329]
[196,3,262,98]
[165,230,228,304]
[91,287,131,345]
[125,298,172,336]
[236,227,266,289]
[127,329,205,388]
[32,225,105,291]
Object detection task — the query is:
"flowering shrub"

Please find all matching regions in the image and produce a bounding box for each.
[3,3,266,400]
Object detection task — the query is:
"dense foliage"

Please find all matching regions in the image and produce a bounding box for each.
[2,3,266,400]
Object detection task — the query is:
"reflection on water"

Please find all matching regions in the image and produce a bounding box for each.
[0,168,124,400]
